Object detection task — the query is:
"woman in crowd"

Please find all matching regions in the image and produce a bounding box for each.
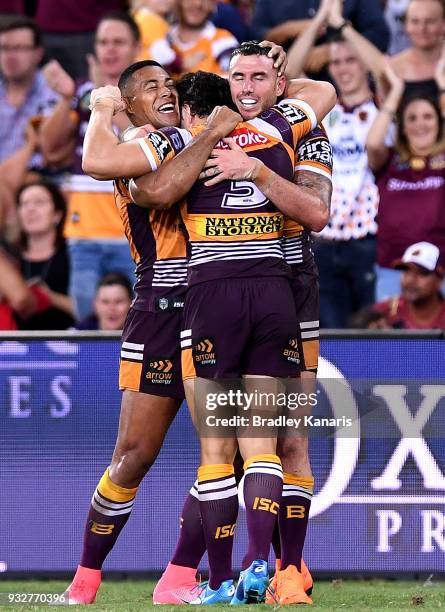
[367,61,445,299]
[14,180,75,329]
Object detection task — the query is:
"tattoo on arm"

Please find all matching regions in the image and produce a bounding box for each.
[293,169,332,214]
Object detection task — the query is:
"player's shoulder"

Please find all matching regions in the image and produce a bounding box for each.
[143,126,192,159]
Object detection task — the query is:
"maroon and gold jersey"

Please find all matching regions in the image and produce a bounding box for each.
[181,99,317,285]
[283,124,333,268]
[114,127,190,312]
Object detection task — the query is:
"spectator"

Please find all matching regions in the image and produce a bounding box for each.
[75,272,133,330]
[383,0,411,56]
[0,247,52,330]
[130,0,179,70]
[13,180,75,330]
[390,0,445,98]
[372,242,445,328]
[212,1,251,43]
[366,61,445,300]
[287,0,381,328]
[251,0,389,77]
[0,17,59,167]
[168,0,238,76]
[40,12,140,320]
[35,0,124,79]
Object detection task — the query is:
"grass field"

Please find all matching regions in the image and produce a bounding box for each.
[0,579,444,611]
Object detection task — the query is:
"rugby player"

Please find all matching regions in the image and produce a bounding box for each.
[58,61,241,606]
[93,45,334,603]
[82,48,335,605]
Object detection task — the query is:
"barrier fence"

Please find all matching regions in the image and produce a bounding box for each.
[0,332,444,574]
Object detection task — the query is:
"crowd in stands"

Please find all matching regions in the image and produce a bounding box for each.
[0,0,444,330]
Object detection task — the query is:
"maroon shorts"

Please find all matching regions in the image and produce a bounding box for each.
[119,306,184,399]
[290,258,320,372]
[181,277,300,380]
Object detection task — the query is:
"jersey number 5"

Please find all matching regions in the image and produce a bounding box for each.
[221,180,269,210]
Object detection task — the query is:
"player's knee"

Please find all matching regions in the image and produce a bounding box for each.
[111,442,158,483]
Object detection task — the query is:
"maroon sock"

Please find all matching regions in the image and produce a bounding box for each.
[198,465,238,590]
[279,474,314,571]
[242,455,283,569]
[171,482,206,568]
[271,519,281,559]
[80,468,138,569]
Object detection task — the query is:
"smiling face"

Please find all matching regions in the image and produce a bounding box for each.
[124,65,180,128]
[95,283,132,330]
[229,53,285,120]
[405,0,445,51]
[328,40,368,97]
[17,184,61,238]
[401,98,440,155]
[95,19,140,82]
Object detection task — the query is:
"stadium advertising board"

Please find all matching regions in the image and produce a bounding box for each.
[0,337,444,573]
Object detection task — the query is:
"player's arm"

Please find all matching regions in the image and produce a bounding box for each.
[130,106,242,209]
[285,78,337,126]
[205,128,332,232]
[82,87,153,179]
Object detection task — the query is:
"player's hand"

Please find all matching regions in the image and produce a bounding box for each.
[205,106,242,139]
[259,40,287,76]
[89,86,126,114]
[200,138,264,186]
[42,60,75,99]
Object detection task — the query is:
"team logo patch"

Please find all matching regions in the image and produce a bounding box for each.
[193,338,216,366]
[146,358,173,384]
[158,298,168,310]
[282,338,300,364]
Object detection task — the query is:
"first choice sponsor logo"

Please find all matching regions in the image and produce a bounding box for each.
[200,214,283,237]
[146,358,173,384]
[193,339,216,366]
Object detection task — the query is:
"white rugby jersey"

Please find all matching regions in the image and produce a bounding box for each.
[320,98,380,241]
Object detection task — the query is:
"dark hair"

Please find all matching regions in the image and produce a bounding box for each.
[0,16,41,47]
[118,59,164,94]
[16,180,67,251]
[328,31,347,44]
[230,40,272,62]
[396,93,444,159]
[97,10,141,43]
[96,272,133,299]
[176,71,237,117]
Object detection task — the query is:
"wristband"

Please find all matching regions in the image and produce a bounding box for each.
[333,20,351,34]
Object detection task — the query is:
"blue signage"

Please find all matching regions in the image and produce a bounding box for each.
[0,337,444,573]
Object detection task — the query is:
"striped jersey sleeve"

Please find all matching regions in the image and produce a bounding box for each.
[136,126,193,172]
[273,98,317,149]
[294,124,333,180]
